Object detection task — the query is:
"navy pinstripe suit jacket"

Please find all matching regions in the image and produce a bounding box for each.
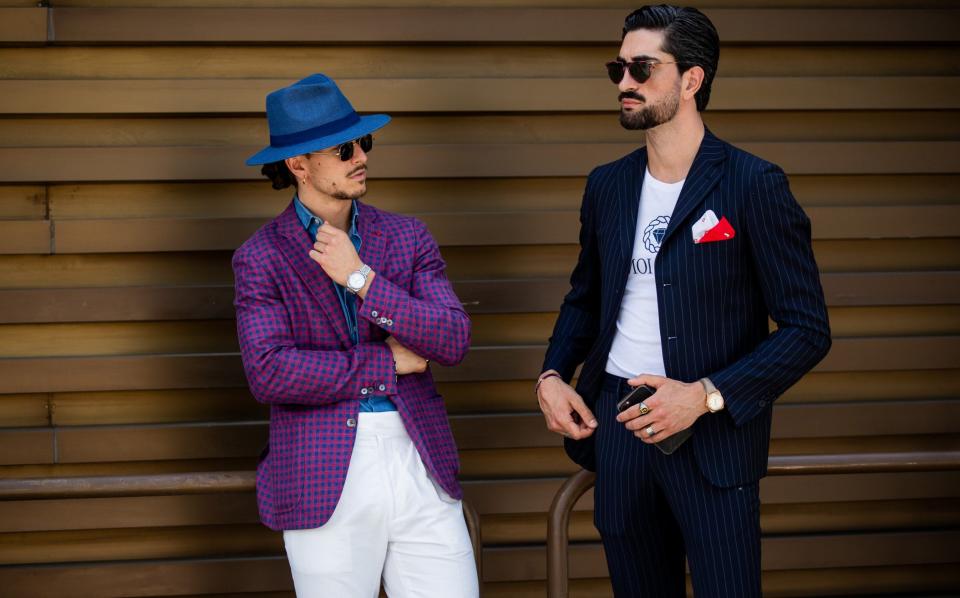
[543,130,832,488]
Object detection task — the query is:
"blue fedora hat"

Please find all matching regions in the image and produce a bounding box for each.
[246,74,390,166]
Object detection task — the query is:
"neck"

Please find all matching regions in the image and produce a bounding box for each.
[643,109,705,183]
[298,188,353,231]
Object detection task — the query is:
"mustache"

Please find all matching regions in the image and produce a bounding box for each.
[619,91,645,102]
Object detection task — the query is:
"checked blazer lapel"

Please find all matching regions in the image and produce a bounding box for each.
[354,201,385,342]
[659,129,727,249]
[274,202,353,345]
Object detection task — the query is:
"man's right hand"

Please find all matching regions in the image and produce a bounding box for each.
[536,373,598,440]
[386,336,428,375]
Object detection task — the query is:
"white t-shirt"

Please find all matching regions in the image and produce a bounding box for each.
[605,168,684,379]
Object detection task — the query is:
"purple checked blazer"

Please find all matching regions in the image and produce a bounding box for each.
[233,200,470,531]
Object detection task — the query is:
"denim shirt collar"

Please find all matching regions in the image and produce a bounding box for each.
[293,195,360,242]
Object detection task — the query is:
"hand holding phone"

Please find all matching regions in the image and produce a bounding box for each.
[617,383,693,455]
[616,384,655,414]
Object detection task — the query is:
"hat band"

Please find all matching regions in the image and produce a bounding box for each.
[269,111,362,148]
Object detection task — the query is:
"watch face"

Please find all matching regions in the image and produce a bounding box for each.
[348,272,365,289]
[707,393,724,411]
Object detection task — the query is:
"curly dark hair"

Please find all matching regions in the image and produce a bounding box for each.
[261,160,297,190]
[622,5,720,112]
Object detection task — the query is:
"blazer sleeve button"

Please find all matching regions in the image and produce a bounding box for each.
[346,418,357,428]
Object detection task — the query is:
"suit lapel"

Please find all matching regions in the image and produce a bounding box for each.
[274,201,352,345]
[659,129,726,248]
[615,148,647,269]
[355,201,385,342]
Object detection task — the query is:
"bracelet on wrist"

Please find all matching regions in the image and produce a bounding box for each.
[535,371,561,395]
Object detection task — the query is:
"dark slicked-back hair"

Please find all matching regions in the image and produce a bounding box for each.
[622,5,719,111]
[261,160,296,190]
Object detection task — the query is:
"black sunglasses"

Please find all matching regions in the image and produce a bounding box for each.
[331,134,373,161]
[605,60,676,84]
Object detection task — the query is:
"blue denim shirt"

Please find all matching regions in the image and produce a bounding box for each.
[294,196,396,412]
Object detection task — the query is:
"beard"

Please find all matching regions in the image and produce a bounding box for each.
[317,167,368,200]
[619,83,681,131]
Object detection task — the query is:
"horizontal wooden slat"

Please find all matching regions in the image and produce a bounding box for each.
[0,353,246,394]
[7,493,952,537]
[0,393,48,427]
[6,112,959,153]
[0,523,280,565]
[0,493,259,532]
[0,321,238,359]
[1,141,958,183]
[0,185,45,219]
[482,497,960,544]
[0,429,52,465]
[0,285,237,323]
[8,402,948,465]
[772,400,960,439]
[0,560,955,598]
[0,204,948,255]
[56,423,266,464]
[0,252,235,289]
[44,8,960,43]
[1,272,957,324]
[5,498,960,564]
[0,8,46,43]
[32,175,960,222]
[0,210,957,260]
[2,370,956,429]
[5,45,958,80]
[0,337,957,393]
[0,556,292,598]
[486,566,960,598]
[0,219,48,254]
[3,447,957,500]
[484,531,960,582]
[3,77,959,115]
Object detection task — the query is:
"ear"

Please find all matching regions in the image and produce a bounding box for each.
[285,155,308,182]
[681,65,705,102]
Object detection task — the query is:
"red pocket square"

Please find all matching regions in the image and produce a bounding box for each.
[697,216,736,244]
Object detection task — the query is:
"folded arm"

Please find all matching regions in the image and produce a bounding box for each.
[233,249,397,406]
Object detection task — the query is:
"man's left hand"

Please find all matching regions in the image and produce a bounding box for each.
[615,374,708,443]
[309,222,362,286]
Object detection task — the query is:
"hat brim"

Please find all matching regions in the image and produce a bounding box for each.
[245,114,391,166]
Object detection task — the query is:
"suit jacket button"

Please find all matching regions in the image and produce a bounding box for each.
[346,418,357,427]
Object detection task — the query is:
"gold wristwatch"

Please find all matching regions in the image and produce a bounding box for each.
[700,377,725,413]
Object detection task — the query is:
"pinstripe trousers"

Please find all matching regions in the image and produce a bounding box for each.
[594,374,762,598]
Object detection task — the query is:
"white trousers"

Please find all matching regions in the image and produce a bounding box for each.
[282,412,479,598]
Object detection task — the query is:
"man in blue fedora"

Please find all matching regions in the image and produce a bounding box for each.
[233,74,479,597]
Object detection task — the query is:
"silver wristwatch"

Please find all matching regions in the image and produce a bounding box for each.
[346,264,371,294]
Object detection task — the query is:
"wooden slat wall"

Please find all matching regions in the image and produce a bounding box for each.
[1,2,959,597]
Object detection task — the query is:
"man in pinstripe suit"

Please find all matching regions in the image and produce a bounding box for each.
[536,6,831,596]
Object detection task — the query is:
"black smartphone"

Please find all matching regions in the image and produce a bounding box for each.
[617,384,655,413]
[617,383,693,455]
